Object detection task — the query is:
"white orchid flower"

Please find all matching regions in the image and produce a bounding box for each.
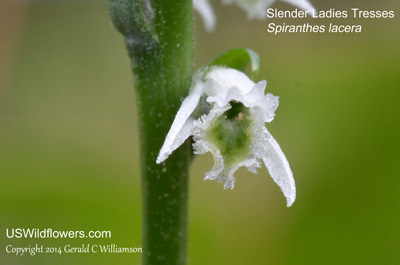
[157,67,296,207]
[193,0,315,31]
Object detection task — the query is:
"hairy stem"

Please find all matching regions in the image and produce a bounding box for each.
[107,1,193,264]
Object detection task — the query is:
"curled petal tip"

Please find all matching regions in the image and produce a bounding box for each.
[156,156,165,165]
[282,0,315,13]
[193,0,216,32]
[286,191,296,207]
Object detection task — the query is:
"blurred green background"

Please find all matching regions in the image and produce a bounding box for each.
[1,0,399,264]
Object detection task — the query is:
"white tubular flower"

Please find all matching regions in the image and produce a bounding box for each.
[157,67,296,207]
[193,0,315,31]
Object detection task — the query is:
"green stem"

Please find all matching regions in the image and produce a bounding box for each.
[107,1,193,264]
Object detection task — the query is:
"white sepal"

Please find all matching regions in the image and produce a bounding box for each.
[156,82,202,164]
[261,127,296,207]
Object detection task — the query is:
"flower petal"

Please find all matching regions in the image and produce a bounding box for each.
[193,102,265,190]
[204,67,256,106]
[222,0,275,19]
[193,0,216,32]
[156,82,203,164]
[222,0,315,20]
[193,105,231,185]
[261,127,296,207]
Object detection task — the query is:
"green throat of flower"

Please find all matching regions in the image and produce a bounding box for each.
[206,101,253,167]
